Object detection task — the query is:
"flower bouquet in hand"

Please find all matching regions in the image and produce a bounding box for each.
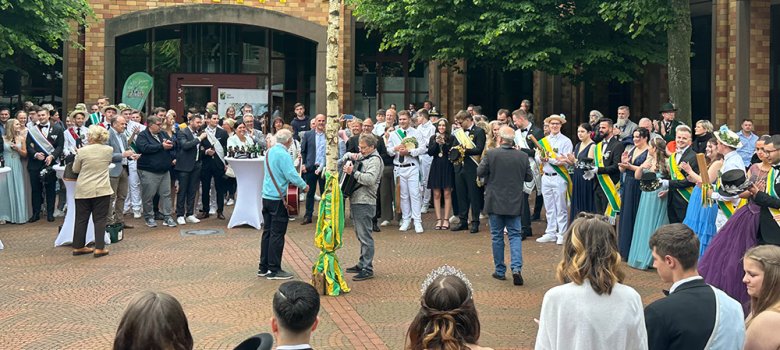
[401,136,418,151]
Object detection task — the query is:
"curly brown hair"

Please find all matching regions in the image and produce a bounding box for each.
[406,275,480,350]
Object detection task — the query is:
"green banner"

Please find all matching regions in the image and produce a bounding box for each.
[121,72,153,110]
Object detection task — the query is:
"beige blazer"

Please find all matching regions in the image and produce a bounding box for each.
[72,144,114,199]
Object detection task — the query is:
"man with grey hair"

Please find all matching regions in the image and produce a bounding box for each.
[108,115,137,229]
[134,115,177,228]
[639,117,662,141]
[242,114,266,151]
[342,133,383,281]
[478,126,533,285]
[616,106,638,143]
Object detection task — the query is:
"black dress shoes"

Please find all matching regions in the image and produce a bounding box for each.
[301,217,312,225]
[372,223,381,232]
[217,213,225,220]
[513,272,524,286]
[47,215,55,222]
[470,222,480,234]
[451,222,468,231]
[28,215,40,223]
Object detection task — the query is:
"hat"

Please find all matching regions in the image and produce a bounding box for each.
[544,114,567,125]
[74,103,88,111]
[68,109,87,120]
[659,102,677,113]
[718,169,752,197]
[714,125,743,149]
[639,172,662,192]
[117,103,130,111]
[103,105,118,113]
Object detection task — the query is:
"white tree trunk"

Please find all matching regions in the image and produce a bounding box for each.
[325,0,341,175]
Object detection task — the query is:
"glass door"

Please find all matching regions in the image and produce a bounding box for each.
[182,85,212,115]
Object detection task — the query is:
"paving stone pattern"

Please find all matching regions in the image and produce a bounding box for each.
[0,206,666,349]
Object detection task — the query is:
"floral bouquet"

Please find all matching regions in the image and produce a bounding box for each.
[402,136,418,150]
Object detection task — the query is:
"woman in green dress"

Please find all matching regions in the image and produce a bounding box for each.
[627,137,669,269]
[0,119,30,224]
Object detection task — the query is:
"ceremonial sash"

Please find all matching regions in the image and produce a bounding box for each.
[29,125,55,156]
[395,128,406,140]
[715,176,747,218]
[766,168,780,224]
[539,137,572,198]
[594,142,621,218]
[206,130,226,165]
[453,128,481,166]
[668,153,692,202]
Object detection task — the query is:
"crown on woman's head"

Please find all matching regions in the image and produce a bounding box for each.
[420,265,474,299]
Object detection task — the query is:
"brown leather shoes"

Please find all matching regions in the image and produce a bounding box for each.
[122,222,134,229]
[72,247,94,256]
[217,213,225,220]
[94,249,109,258]
[197,212,210,220]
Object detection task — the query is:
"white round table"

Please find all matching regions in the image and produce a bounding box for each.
[53,164,113,247]
[226,157,265,230]
[0,167,9,249]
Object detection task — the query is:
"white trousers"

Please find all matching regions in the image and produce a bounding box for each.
[124,160,142,212]
[419,155,433,206]
[541,174,568,238]
[395,164,422,223]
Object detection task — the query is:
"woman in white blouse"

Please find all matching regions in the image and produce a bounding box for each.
[535,212,648,350]
[227,122,255,150]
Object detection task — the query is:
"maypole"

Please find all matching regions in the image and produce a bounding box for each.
[311,0,350,296]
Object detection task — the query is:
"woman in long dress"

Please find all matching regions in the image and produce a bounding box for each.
[617,127,650,259]
[566,123,596,221]
[15,111,32,216]
[427,119,455,230]
[627,137,669,270]
[0,119,30,223]
[699,135,769,311]
[680,137,722,257]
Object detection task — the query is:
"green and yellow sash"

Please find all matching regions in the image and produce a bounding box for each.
[715,176,747,218]
[668,153,692,202]
[594,142,621,218]
[766,168,780,225]
[539,137,572,198]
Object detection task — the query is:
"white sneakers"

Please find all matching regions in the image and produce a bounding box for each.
[536,235,558,243]
[556,235,564,245]
[208,209,217,215]
[449,215,459,224]
[421,204,430,214]
[414,222,424,234]
[53,209,65,218]
[177,217,187,225]
[379,220,391,227]
[133,210,142,219]
[226,199,235,206]
[399,220,411,231]
[186,215,200,224]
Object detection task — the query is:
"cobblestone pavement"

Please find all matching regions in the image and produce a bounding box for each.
[0,203,666,349]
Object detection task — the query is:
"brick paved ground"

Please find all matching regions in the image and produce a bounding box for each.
[0,202,666,349]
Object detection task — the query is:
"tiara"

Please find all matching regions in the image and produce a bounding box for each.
[420,265,474,298]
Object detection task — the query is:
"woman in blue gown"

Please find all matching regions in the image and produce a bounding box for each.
[567,123,596,221]
[627,137,669,270]
[617,128,650,260]
[680,138,721,257]
[0,119,30,224]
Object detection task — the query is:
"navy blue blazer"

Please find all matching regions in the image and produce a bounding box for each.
[300,129,322,171]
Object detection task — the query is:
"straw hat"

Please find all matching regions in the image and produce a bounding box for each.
[713,125,742,149]
[544,114,566,125]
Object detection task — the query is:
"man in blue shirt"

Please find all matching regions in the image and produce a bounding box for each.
[259,129,308,280]
[737,119,758,168]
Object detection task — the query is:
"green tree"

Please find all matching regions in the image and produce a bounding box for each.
[0,0,93,70]
[347,0,666,83]
[600,0,692,125]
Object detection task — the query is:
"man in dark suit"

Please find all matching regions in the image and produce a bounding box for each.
[300,114,327,225]
[512,109,544,238]
[662,125,698,223]
[175,114,206,225]
[478,126,533,285]
[270,281,319,350]
[593,118,625,216]
[199,112,229,220]
[645,224,745,350]
[136,115,177,228]
[749,134,780,245]
[26,106,64,222]
[451,110,486,233]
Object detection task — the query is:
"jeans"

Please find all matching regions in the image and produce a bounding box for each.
[351,204,376,273]
[489,214,523,275]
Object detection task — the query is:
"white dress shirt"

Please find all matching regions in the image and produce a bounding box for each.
[537,132,573,174]
[386,126,428,166]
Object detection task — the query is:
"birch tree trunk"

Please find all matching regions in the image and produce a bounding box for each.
[667,0,692,125]
[325,0,341,175]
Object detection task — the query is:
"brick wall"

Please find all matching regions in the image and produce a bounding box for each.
[749,0,771,134]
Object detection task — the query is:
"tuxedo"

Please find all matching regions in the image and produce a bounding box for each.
[175,127,202,218]
[645,278,744,350]
[452,125,486,226]
[667,146,698,223]
[753,170,780,245]
[200,126,229,215]
[26,122,64,220]
[594,136,625,215]
[517,123,545,236]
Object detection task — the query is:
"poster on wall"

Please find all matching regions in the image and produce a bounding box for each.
[217,88,268,118]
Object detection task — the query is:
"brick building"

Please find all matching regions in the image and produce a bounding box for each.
[58,0,778,134]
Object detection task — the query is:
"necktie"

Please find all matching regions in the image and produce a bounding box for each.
[76,128,81,137]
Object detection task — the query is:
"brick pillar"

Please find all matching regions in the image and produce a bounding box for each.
[748,0,771,134]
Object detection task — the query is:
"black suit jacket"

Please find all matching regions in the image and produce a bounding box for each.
[26,123,65,171]
[175,127,202,172]
[477,145,533,216]
[452,125,486,171]
[596,136,625,184]
[200,127,229,173]
[518,123,545,159]
[644,279,719,350]
[754,178,780,245]
[668,146,699,207]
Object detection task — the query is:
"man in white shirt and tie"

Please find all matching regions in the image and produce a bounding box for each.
[535,114,573,245]
[386,110,428,233]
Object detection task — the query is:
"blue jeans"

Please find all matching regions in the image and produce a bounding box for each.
[489,214,523,275]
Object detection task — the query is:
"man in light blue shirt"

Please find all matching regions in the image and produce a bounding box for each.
[260,129,308,280]
[737,119,758,167]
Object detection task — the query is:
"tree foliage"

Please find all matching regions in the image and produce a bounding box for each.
[348,0,667,83]
[0,0,94,71]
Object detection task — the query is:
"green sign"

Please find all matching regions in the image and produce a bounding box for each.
[121,72,153,110]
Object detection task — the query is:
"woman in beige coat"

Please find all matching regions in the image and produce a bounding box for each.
[71,125,114,258]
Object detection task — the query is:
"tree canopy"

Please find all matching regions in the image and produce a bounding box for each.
[0,0,93,71]
[348,0,667,83]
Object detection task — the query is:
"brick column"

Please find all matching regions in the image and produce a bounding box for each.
[748,0,771,134]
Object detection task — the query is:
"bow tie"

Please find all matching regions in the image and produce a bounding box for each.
[662,289,670,296]
[773,164,780,171]
[39,124,49,129]
[520,128,528,133]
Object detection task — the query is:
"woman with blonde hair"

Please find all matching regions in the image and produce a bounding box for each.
[742,245,780,350]
[535,213,647,350]
[71,125,114,258]
[0,118,29,223]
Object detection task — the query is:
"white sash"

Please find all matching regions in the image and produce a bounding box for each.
[29,125,55,156]
[206,129,226,165]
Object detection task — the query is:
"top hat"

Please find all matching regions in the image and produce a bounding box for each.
[659,102,677,113]
[718,169,752,197]
[544,114,567,125]
[714,125,743,149]
[639,171,662,192]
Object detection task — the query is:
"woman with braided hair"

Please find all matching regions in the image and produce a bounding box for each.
[406,266,493,350]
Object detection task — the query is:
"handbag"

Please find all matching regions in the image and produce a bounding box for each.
[265,155,296,213]
[224,165,235,178]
